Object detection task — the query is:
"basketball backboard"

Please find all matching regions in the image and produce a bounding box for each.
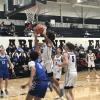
[4,0,36,17]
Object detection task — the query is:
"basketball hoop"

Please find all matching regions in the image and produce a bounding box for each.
[24,5,39,23]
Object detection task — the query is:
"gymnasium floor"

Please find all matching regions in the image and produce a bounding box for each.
[1,71,100,100]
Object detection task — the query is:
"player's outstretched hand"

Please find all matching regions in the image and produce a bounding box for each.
[42,26,47,35]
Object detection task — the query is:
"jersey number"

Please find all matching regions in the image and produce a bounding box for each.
[72,56,75,62]
[2,61,5,64]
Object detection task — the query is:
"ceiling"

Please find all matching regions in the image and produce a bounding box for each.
[50,0,100,8]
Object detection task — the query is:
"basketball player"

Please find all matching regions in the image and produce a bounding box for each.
[30,24,62,98]
[21,32,48,100]
[53,47,62,81]
[41,29,64,98]
[0,45,14,97]
[86,49,99,79]
[26,51,48,100]
[58,43,77,100]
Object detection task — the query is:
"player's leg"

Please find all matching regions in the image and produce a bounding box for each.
[50,76,59,86]
[46,63,60,90]
[65,89,72,100]
[5,78,8,95]
[64,72,77,100]
[26,94,41,100]
[92,67,100,78]
[86,66,91,78]
[34,97,41,100]
[48,73,62,97]
[4,71,9,95]
[0,72,4,97]
[26,94,34,100]
[90,62,99,78]
[69,89,74,100]
[26,92,41,100]
[0,78,4,97]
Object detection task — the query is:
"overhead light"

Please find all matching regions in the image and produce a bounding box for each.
[77,0,87,3]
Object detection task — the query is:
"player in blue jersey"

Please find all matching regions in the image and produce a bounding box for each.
[22,50,48,100]
[0,45,14,98]
[21,27,48,100]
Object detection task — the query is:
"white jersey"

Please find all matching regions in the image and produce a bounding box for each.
[41,43,52,62]
[87,53,95,67]
[54,55,62,66]
[67,52,77,72]
[64,52,77,87]
[41,43,53,73]
[87,53,95,62]
[53,55,62,79]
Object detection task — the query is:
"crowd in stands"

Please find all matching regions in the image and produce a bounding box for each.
[0,21,34,37]
[6,43,31,78]
[0,22,16,36]
[75,44,100,71]
[1,21,100,37]
[5,42,100,79]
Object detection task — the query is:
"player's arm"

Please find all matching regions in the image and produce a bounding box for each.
[93,53,96,60]
[85,54,88,63]
[28,66,36,89]
[34,32,38,47]
[7,56,14,73]
[57,53,69,67]
[42,27,53,47]
[21,62,36,89]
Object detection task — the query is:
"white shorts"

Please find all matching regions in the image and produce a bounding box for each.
[42,60,53,73]
[64,71,77,87]
[88,61,95,67]
[53,66,62,79]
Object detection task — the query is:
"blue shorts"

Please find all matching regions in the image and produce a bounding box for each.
[0,71,9,79]
[28,82,48,98]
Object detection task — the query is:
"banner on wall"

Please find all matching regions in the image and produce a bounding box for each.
[0,37,99,49]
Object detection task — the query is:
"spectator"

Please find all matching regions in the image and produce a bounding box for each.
[79,44,84,50]
[75,44,79,51]
[87,45,94,51]
[79,48,86,59]
[17,45,24,52]
[23,45,29,52]
[9,23,16,36]
[19,52,27,66]
[6,44,16,54]
[0,21,9,36]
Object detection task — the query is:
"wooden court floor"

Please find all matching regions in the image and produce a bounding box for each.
[0,71,100,100]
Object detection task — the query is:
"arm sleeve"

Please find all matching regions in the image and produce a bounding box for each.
[6,55,10,61]
[28,61,35,70]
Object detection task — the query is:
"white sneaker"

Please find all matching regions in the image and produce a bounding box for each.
[54,96,60,99]
[60,96,65,100]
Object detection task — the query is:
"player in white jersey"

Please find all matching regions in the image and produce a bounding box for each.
[64,43,77,100]
[86,49,99,79]
[57,43,77,100]
[41,30,63,98]
[53,47,62,81]
[41,40,53,74]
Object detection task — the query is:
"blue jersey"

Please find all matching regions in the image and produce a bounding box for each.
[28,60,48,98]
[0,55,8,72]
[34,61,48,82]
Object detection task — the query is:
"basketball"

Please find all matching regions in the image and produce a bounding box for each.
[35,24,45,34]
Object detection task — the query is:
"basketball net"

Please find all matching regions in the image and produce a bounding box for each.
[24,5,39,23]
